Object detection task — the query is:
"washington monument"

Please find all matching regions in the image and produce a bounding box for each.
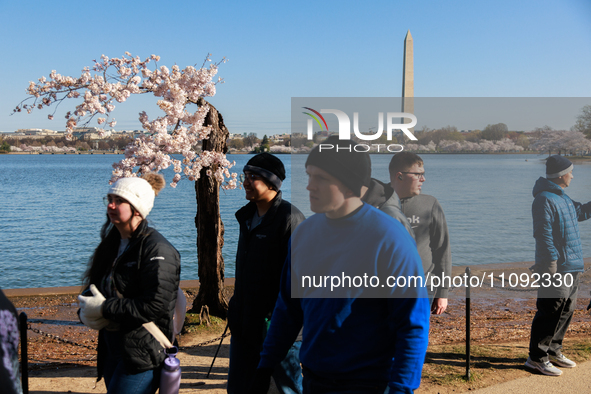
[402,30,414,117]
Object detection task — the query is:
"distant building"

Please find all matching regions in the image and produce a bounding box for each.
[71,127,99,140]
[8,128,61,139]
[270,133,290,142]
[17,128,57,136]
[73,126,100,133]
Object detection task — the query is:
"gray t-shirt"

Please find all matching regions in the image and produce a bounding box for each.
[400,194,452,298]
[249,210,264,231]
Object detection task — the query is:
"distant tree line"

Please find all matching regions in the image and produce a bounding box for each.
[2,135,134,152]
[287,103,591,155]
[7,104,591,155]
[228,133,294,153]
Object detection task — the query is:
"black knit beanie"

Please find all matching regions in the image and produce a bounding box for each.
[243,152,286,190]
[546,155,573,178]
[305,136,371,197]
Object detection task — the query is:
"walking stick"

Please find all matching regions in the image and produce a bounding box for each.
[207,322,229,378]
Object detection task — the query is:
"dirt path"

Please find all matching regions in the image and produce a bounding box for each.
[27,331,232,394]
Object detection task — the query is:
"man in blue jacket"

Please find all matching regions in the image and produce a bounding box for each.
[249,137,429,393]
[526,155,591,376]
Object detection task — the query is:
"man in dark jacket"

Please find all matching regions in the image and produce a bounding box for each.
[526,155,591,376]
[227,153,305,393]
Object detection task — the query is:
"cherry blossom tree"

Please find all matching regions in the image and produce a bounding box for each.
[573,105,591,138]
[556,130,591,156]
[572,133,591,155]
[439,140,462,152]
[495,138,524,152]
[419,138,523,153]
[529,128,591,156]
[15,53,237,317]
[530,126,561,156]
[463,141,480,151]
[404,141,436,152]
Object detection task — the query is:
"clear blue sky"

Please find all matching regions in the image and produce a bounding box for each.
[1,0,590,136]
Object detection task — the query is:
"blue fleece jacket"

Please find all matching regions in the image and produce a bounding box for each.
[259,203,429,393]
[532,176,591,273]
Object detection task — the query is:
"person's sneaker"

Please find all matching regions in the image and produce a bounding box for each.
[549,354,577,368]
[524,357,563,376]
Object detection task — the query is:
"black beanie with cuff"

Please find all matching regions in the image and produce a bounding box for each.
[305,136,371,197]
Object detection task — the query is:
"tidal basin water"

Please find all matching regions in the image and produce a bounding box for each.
[1,153,591,289]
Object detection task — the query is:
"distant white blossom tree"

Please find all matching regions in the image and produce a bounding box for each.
[573,105,591,138]
[429,138,523,153]
[530,128,591,156]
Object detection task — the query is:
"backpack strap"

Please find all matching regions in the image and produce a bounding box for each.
[143,322,174,349]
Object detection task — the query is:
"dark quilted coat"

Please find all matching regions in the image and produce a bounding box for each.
[99,220,180,375]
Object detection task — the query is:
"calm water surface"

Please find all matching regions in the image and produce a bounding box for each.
[1,153,591,289]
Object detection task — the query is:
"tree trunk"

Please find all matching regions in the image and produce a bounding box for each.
[190,98,229,318]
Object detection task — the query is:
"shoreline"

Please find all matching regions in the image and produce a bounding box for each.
[6,258,591,297]
[4,151,589,157]
[1,151,547,155]
[3,278,236,297]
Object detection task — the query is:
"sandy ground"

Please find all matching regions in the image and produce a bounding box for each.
[9,260,591,393]
[26,331,232,394]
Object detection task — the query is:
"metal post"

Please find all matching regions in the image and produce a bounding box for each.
[207,322,229,378]
[465,267,471,380]
[19,312,28,394]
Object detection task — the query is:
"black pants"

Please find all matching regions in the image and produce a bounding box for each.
[301,367,389,394]
[528,273,580,362]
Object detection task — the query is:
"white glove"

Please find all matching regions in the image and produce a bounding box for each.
[80,311,109,330]
[78,285,108,330]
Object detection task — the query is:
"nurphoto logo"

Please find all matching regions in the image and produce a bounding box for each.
[302,107,417,153]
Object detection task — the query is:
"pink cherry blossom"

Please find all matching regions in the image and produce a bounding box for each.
[16,53,235,188]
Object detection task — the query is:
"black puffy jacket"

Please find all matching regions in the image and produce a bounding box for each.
[98,220,180,376]
[228,191,305,341]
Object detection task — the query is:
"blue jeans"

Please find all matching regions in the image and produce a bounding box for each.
[103,330,160,394]
[274,340,303,394]
[104,360,160,394]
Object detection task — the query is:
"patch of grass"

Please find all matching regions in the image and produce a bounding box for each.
[465,371,482,383]
[423,364,481,387]
[564,340,591,361]
[182,313,227,334]
[420,338,591,393]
